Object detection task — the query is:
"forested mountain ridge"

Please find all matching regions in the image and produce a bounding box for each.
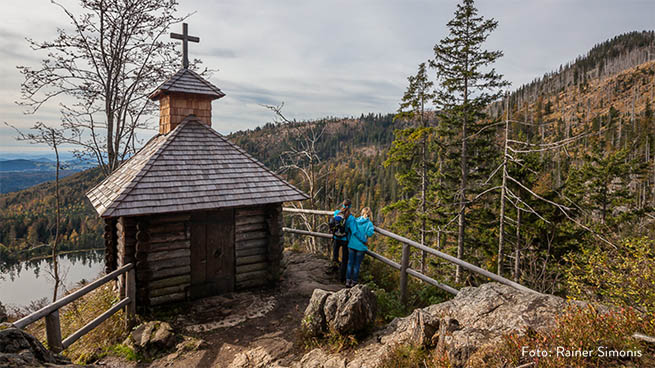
[230,114,397,168]
[497,60,654,142]
[230,60,655,216]
[492,30,655,113]
[0,168,104,266]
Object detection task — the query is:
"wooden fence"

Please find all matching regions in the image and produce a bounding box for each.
[282,208,536,304]
[13,263,136,353]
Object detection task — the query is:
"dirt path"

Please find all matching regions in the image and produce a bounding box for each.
[100,250,343,368]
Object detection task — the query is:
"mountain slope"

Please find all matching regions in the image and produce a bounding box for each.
[0,168,104,264]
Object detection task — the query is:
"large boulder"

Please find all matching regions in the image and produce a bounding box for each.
[302,289,331,336]
[302,285,377,337]
[0,323,73,367]
[126,321,177,360]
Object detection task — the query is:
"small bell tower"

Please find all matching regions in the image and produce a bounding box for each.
[148,23,225,134]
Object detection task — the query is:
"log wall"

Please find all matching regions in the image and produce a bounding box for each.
[113,204,283,308]
[133,213,192,307]
[266,205,283,282]
[116,217,137,298]
[103,218,117,274]
[235,207,269,289]
[234,204,283,289]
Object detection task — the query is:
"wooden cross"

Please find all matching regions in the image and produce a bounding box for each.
[171,23,199,69]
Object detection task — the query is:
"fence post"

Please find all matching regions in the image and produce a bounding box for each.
[45,310,63,353]
[125,267,136,329]
[400,243,410,306]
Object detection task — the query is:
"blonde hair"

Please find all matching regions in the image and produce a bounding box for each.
[360,207,373,220]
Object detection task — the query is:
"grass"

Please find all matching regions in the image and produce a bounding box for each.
[301,327,359,353]
[378,345,431,368]
[104,343,143,362]
[25,282,131,364]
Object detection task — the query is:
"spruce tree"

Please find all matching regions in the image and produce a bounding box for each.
[384,62,436,272]
[431,0,509,282]
[565,142,648,235]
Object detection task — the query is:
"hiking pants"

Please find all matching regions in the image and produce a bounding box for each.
[332,238,349,282]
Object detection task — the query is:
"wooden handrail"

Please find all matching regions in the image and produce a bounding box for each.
[282,207,538,299]
[13,263,136,353]
[14,263,134,328]
[282,225,460,296]
[374,227,536,294]
[282,227,333,239]
[283,208,333,216]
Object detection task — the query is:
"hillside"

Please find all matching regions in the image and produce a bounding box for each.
[0,171,79,194]
[0,168,104,266]
[495,30,655,111]
[230,113,400,213]
[498,60,654,140]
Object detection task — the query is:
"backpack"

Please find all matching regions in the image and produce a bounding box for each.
[329,210,348,238]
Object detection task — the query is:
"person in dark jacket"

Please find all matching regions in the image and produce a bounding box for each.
[330,199,353,283]
[345,207,374,287]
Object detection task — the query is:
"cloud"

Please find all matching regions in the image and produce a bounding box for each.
[1,0,654,152]
[198,47,237,58]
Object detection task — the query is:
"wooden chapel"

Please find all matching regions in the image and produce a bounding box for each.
[86,23,308,308]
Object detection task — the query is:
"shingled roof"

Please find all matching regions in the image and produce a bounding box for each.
[87,117,308,218]
[149,68,225,100]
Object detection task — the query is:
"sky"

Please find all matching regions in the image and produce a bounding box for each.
[0,0,654,155]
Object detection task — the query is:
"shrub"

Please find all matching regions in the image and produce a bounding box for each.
[473,304,655,368]
[360,256,450,325]
[565,237,655,323]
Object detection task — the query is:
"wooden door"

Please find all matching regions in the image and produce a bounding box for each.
[190,209,235,298]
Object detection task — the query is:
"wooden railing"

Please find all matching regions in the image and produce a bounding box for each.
[13,263,136,353]
[282,208,537,304]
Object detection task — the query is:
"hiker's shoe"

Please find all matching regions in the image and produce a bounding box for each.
[345,279,352,287]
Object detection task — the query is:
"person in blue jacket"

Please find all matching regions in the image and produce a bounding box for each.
[330,199,354,283]
[345,207,375,287]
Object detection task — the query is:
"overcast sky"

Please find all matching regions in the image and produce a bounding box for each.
[1,0,653,154]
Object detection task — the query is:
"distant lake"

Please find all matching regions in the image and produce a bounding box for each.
[0,250,104,309]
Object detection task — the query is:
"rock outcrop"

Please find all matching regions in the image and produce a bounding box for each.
[125,321,177,360]
[302,285,377,337]
[303,283,579,368]
[0,323,73,367]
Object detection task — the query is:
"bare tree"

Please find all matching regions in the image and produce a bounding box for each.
[18,0,200,176]
[264,103,328,254]
[493,98,617,279]
[8,123,65,301]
